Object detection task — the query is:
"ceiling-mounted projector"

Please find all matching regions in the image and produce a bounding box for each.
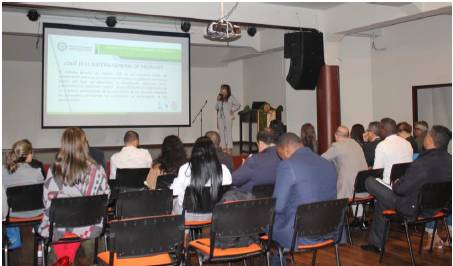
[204,20,241,42]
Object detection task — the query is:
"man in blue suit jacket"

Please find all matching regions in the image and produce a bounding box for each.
[232,130,281,193]
[272,133,337,248]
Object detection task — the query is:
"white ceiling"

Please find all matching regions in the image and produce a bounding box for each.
[269,2,343,10]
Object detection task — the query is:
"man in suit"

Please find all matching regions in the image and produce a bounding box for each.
[272,133,337,249]
[322,125,368,199]
[361,125,452,253]
[232,130,280,193]
[205,131,234,172]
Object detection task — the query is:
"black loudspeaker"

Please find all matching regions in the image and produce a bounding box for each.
[284,30,324,90]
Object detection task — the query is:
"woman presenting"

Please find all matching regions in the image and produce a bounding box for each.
[216,84,241,154]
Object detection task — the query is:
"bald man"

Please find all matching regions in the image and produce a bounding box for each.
[322,126,368,199]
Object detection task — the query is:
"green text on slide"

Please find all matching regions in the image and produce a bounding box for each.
[95,44,181,61]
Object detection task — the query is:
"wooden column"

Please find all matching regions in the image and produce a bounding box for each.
[317,65,341,154]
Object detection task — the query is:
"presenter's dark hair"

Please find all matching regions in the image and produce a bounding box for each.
[155,135,187,174]
[220,84,231,100]
[188,136,222,208]
[124,130,139,144]
[351,124,365,144]
[430,125,452,151]
[53,127,96,186]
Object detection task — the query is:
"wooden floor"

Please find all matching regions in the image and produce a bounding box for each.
[7,223,451,266]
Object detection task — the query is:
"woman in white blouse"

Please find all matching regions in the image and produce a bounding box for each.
[171,136,232,215]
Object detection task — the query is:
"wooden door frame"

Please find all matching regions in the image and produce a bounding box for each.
[412,83,452,124]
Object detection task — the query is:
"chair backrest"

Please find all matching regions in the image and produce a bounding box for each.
[116,190,173,219]
[110,215,184,259]
[6,184,44,212]
[49,194,108,228]
[353,168,384,195]
[390,162,411,183]
[418,182,452,213]
[156,174,177,190]
[211,198,276,252]
[292,198,349,250]
[251,184,275,199]
[183,185,230,213]
[116,168,150,189]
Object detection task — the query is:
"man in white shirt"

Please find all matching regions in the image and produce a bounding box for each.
[109,130,152,179]
[373,118,413,185]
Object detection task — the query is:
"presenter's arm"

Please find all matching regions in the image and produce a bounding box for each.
[230,95,241,113]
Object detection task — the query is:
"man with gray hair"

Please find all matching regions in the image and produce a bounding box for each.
[205,130,234,172]
[322,125,368,199]
[363,121,382,167]
[414,121,429,152]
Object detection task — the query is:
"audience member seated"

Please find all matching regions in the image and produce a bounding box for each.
[414,120,429,153]
[145,135,187,189]
[205,131,233,172]
[397,121,419,153]
[88,143,106,171]
[362,121,382,167]
[38,127,110,240]
[170,136,232,217]
[36,128,110,264]
[373,118,413,185]
[272,133,337,249]
[361,125,452,253]
[300,123,318,154]
[231,130,280,193]
[322,126,368,199]
[269,119,286,140]
[3,139,45,218]
[109,130,152,179]
[351,123,366,147]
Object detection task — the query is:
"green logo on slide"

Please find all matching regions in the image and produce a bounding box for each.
[57,42,67,51]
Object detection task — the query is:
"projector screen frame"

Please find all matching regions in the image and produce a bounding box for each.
[41,22,191,129]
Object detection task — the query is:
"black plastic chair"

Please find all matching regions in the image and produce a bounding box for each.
[6,184,45,266]
[182,186,231,240]
[156,174,177,190]
[251,184,275,199]
[278,198,349,266]
[346,169,384,243]
[380,181,452,266]
[35,194,108,266]
[115,189,173,219]
[389,162,411,183]
[189,198,276,266]
[116,168,150,189]
[6,184,44,224]
[97,215,185,266]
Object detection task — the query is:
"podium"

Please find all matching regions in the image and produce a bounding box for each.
[238,102,283,154]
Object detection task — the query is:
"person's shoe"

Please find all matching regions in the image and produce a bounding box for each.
[361,244,382,254]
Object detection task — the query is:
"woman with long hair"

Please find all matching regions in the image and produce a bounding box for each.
[3,139,44,217]
[38,127,110,239]
[146,135,187,189]
[351,123,366,146]
[170,136,231,216]
[300,123,318,154]
[216,84,241,154]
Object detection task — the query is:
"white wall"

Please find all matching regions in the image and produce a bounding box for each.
[338,36,374,128]
[243,50,285,108]
[371,15,452,123]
